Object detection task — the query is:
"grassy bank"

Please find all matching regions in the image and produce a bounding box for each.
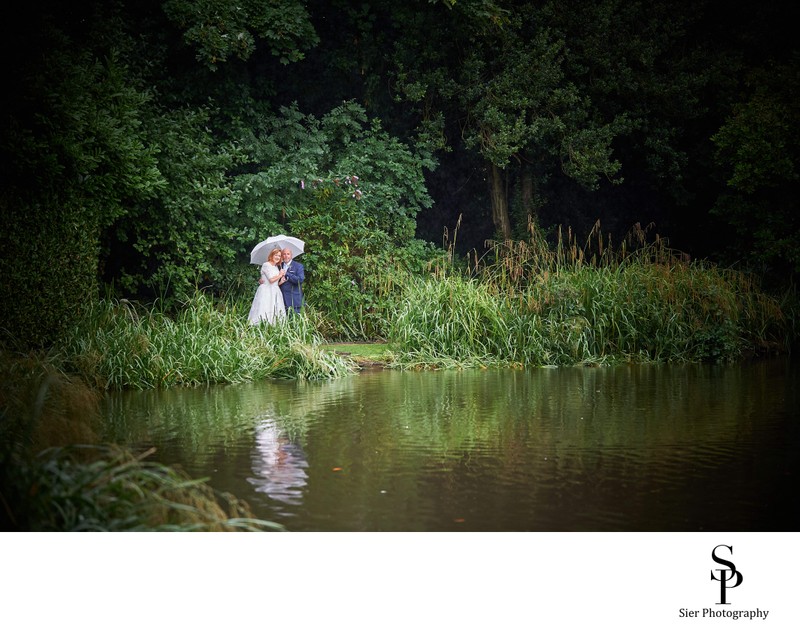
[0,295,355,529]
[51,292,355,390]
[387,225,789,369]
[39,229,792,382]
[6,226,788,387]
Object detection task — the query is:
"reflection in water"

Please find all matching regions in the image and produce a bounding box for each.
[248,417,308,505]
[101,359,800,532]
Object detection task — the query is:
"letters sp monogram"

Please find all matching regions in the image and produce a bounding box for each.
[710,544,743,604]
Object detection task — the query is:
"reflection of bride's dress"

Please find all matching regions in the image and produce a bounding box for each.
[248,419,308,505]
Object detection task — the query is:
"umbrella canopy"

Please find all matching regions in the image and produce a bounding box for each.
[250,235,305,265]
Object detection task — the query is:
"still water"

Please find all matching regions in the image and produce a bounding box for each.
[101,359,800,531]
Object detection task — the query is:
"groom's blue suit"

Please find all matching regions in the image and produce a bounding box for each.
[279,259,305,313]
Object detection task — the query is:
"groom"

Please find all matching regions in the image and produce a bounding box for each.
[278,247,305,314]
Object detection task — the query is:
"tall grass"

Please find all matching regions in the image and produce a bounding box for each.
[53,292,355,390]
[2,443,284,532]
[387,275,517,369]
[388,222,788,368]
[0,354,282,531]
[305,244,446,341]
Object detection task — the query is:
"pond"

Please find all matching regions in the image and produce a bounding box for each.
[100,358,800,531]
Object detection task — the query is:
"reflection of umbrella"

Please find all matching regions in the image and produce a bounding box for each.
[250,235,305,265]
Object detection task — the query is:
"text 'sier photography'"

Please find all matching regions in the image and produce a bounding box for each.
[673,543,779,624]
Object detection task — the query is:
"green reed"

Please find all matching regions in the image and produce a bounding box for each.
[388,222,788,368]
[54,291,355,390]
[387,275,513,369]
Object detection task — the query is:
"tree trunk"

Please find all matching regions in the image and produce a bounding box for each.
[488,163,512,240]
[520,166,535,223]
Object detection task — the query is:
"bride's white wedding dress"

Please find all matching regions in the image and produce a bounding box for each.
[247,262,286,325]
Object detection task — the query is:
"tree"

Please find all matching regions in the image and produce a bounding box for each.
[162,0,319,68]
[711,59,800,278]
[230,101,438,337]
[353,0,722,248]
[101,104,243,299]
[0,2,161,347]
[459,18,624,239]
[384,1,637,239]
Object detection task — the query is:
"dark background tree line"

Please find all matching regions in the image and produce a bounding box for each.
[1,0,797,348]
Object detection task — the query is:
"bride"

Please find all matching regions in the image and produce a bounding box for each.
[247,247,286,325]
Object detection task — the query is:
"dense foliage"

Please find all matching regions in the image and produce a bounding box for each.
[1,0,797,349]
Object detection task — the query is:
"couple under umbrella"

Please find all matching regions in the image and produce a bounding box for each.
[247,235,305,325]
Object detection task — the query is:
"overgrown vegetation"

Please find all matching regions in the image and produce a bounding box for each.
[282,164,443,340]
[3,1,797,350]
[52,292,354,390]
[388,223,788,368]
[10,223,789,391]
[1,224,792,532]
